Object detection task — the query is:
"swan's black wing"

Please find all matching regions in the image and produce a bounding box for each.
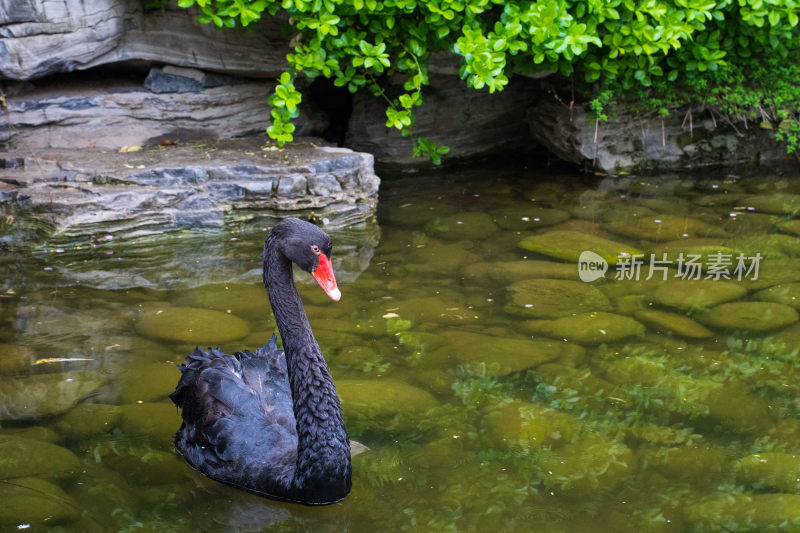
[170,336,299,496]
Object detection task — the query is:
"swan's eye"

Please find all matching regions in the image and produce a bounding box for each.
[311,245,321,255]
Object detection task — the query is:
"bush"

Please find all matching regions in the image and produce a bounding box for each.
[177,0,800,160]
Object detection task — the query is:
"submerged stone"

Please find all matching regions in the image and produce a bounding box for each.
[755,282,800,309]
[172,283,269,321]
[540,435,634,494]
[698,302,798,331]
[0,477,80,526]
[687,493,800,532]
[644,444,729,482]
[135,306,250,344]
[505,279,611,318]
[634,309,713,338]
[484,401,580,449]
[605,214,729,242]
[118,362,181,404]
[406,241,481,273]
[430,212,500,241]
[336,378,438,431]
[778,219,800,236]
[119,402,179,447]
[54,402,122,440]
[519,230,642,265]
[0,370,107,420]
[0,343,32,375]
[492,206,571,230]
[463,260,579,284]
[737,453,800,492]
[0,435,81,479]
[433,330,571,376]
[653,279,746,311]
[524,312,645,344]
[741,193,800,214]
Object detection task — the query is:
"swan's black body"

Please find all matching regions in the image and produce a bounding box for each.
[170,218,351,505]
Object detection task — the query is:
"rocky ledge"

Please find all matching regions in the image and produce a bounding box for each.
[0,137,379,245]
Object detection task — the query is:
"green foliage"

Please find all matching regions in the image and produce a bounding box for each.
[179,0,800,159]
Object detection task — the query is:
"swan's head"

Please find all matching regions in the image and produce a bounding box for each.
[273,218,341,302]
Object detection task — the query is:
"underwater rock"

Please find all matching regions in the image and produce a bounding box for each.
[491,206,571,230]
[406,240,482,273]
[687,493,800,531]
[484,401,579,449]
[698,302,798,331]
[505,279,612,319]
[430,212,500,241]
[778,219,800,236]
[462,260,579,284]
[108,448,188,486]
[524,312,645,344]
[171,283,269,321]
[336,378,438,431]
[383,295,482,327]
[434,330,570,376]
[118,362,181,404]
[633,309,713,338]
[649,239,735,263]
[519,230,642,265]
[728,233,800,259]
[0,477,80,527]
[0,370,107,420]
[653,279,746,311]
[1,426,61,443]
[643,444,729,483]
[0,343,32,375]
[605,214,730,242]
[754,282,800,309]
[380,202,458,228]
[540,435,634,495]
[0,435,81,479]
[741,193,800,215]
[742,258,800,290]
[135,306,250,344]
[737,453,800,493]
[53,403,122,440]
[119,402,179,447]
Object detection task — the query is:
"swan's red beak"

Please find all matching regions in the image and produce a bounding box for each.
[312,253,341,302]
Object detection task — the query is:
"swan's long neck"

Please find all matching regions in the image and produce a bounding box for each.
[263,239,351,502]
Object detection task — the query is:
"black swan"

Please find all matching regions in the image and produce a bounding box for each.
[170,218,351,505]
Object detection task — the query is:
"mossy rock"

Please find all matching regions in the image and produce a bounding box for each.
[754,282,800,309]
[0,370,107,421]
[505,279,612,318]
[643,444,729,482]
[135,306,250,344]
[106,447,188,486]
[171,283,269,321]
[406,240,481,273]
[434,330,572,376]
[778,219,800,236]
[337,378,438,431]
[430,212,500,241]
[540,435,634,495]
[381,202,458,228]
[633,309,713,338]
[687,493,800,532]
[524,312,645,344]
[462,260,579,284]
[0,343,32,375]
[729,233,800,259]
[605,214,729,242]
[118,361,181,404]
[741,258,800,290]
[1,426,60,443]
[0,435,81,479]
[519,230,642,265]
[119,402,179,447]
[741,193,800,214]
[650,239,736,263]
[0,477,80,526]
[484,401,580,450]
[53,402,122,440]
[654,279,746,311]
[737,453,800,492]
[383,295,482,327]
[698,302,798,331]
[491,206,571,230]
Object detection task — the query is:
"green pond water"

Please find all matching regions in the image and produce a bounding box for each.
[2,162,800,532]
